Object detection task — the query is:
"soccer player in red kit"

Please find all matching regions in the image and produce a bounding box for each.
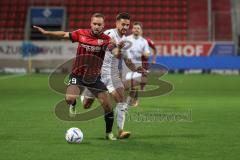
[33,13,117,140]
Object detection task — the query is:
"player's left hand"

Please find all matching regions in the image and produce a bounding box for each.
[151,60,156,64]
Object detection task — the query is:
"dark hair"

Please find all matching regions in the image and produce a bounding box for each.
[91,13,105,20]
[116,12,130,21]
[133,21,143,29]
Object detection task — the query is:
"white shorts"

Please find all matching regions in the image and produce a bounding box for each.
[121,61,142,82]
[101,74,124,93]
[125,72,142,82]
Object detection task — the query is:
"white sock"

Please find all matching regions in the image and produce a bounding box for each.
[80,95,84,103]
[116,103,128,130]
[69,105,76,114]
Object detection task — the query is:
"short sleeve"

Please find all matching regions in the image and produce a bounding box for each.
[104,29,114,39]
[69,29,81,42]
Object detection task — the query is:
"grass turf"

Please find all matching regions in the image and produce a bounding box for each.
[0,73,239,160]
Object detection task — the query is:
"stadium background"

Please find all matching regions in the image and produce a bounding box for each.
[0,0,240,160]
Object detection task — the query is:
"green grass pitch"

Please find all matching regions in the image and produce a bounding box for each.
[0,73,239,160]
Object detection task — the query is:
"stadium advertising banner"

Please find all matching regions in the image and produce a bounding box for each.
[0,41,76,60]
[0,41,235,60]
[156,42,235,56]
[30,7,64,26]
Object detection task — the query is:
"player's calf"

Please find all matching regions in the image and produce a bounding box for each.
[97,92,116,140]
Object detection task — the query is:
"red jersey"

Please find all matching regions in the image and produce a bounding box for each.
[70,29,111,77]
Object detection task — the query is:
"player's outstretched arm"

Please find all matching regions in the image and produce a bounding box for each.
[33,26,70,40]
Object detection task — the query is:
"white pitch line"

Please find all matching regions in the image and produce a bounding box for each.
[0,74,26,80]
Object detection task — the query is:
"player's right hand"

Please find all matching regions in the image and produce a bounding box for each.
[33,26,47,34]
[109,38,116,46]
[151,60,156,64]
[118,41,125,49]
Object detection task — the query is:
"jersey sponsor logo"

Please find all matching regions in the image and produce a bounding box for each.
[80,36,86,41]
[80,44,101,52]
[98,39,103,45]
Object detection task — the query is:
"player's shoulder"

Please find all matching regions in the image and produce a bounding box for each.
[140,36,148,44]
[74,28,84,33]
[101,33,111,40]
[104,29,116,38]
[72,29,89,36]
[125,34,133,40]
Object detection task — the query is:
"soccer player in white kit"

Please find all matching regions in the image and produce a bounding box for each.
[80,13,145,139]
[122,22,151,107]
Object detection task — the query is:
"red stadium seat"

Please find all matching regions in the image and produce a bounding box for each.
[8,21,16,28]
[128,1,136,6]
[0,34,4,40]
[48,1,63,6]
[0,0,189,41]
[0,21,7,28]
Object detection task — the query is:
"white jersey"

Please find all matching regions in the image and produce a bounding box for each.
[124,35,150,67]
[101,29,126,76]
[121,35,150,82]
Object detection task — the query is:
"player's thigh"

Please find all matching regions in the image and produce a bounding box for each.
[102,75,124,101]
[110,87,125,103]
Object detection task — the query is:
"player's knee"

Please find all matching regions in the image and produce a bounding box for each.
[65,95,77,105]
[111,88,125,103]
[101,100,112,112]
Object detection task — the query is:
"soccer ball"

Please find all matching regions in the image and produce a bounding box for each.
[65,127,83,143]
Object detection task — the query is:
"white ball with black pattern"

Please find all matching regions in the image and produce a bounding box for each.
[65,127,83,143]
